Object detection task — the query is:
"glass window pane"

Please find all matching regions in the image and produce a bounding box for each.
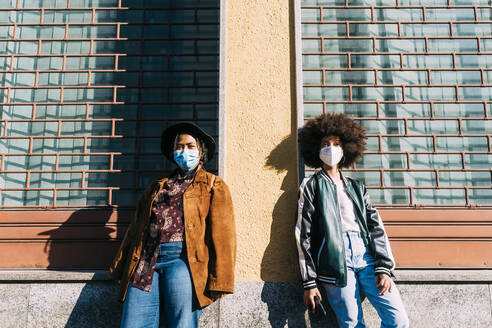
[357,154,407,169]
[403,55,453,68]
[323,9,371,21]
[302,8,320,22]
[375,9,423,21]
[366,136,379,151]
[378,71,427,85]
[63,88,114,102]
[369,188,410,204]
[469,189,492,205]
[454,24,492,36]
[477,8,492,21]
[324,39,373,53]
[439,171,491,187]
[20,0,67,7]
[426,9,475,21]
[35,105,87,119]
[460,87,492,101]
[406,87,455,101]
[56,189,108,206]
[461,120,492,135]
[0,173,26,188]
[303,71,322,85]
[359,120,405,134]
[376,39,425,52]
[68,25,116,38]
[303,39,321,52]
[30,172,82,188]
[352,87,402,101]
[401,24,450,36]
[65,56,115,70]
[70,0,119,7]
[456,55,492,68]
[430,71,481,85]
[303,104,323,118]
[43,10,92,23]
[380,104,430,118]
[13,56,63,70]
[303,55,347,68]
[428,39,477,52]
[349,24,398,37]
[433,103,485,117]
[414,189,465,205]
[351,55,400,69]
[436,137,488,152]
[32,138,85,153]
[41,41,91,54]
[327,103,377,117]
[303,87,349,101]
[17,26,65,39]
[465,154,492,169]
[411,154,462,169]
[407,119,459,134]
[384,171,436,186]
[38,72,89,86]
[382,136,433,151]
[325,71,375,84]
[58,155,110,170]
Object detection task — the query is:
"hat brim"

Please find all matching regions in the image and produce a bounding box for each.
[161,123,216,163]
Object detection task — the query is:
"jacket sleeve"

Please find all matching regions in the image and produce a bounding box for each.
[295,178,318,290]
[362,184,395,277]
[207,176,236,294]
[108,185,149,281]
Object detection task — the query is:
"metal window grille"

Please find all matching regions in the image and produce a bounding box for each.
[0,0,220,210]
[300,0,492,207]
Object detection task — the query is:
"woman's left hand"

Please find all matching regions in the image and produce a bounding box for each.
[375,273,393,295]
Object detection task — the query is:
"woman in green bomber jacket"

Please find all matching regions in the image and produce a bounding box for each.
[295,113,409,328]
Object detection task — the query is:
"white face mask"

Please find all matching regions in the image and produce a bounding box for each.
[319,146,343,167]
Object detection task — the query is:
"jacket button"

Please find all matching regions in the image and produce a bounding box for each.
[188,224,194,229]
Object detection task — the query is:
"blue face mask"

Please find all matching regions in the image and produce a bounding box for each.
[173,148,200,171]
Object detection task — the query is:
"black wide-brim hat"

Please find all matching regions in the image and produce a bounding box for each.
[161,122,216,163]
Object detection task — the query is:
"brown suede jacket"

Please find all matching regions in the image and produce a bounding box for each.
[108,168,236,307]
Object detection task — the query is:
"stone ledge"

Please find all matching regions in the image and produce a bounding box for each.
[0,269,491,283]
[0,269,111,282]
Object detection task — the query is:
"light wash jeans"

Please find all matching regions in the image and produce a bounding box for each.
[120,242,202,328]
[321,231,409,328]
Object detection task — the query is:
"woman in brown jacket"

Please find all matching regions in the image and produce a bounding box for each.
[109,123,236,328]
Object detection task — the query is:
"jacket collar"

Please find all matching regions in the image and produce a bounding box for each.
[318,169,363,216]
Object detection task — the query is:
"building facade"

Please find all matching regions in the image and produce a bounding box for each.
[0,0,491,327]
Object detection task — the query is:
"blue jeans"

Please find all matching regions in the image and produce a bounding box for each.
[120,242,202,328]
[322,231,409,328]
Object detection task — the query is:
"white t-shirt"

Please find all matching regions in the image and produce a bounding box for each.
[333,178,360,232]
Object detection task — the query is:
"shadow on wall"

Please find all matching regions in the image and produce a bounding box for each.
[38,209,123,327]
[260,136,337,327]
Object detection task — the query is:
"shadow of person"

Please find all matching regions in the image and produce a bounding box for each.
[38,209,124,327]
[260,135,339,327]
[259,134,307,327]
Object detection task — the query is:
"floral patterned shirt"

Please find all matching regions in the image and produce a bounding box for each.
[131,165,199,291]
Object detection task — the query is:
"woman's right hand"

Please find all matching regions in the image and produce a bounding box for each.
[303,287,322,312]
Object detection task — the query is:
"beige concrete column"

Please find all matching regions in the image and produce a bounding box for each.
[224,0,300,282]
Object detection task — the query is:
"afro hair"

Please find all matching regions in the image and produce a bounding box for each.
[299,113,367,169]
